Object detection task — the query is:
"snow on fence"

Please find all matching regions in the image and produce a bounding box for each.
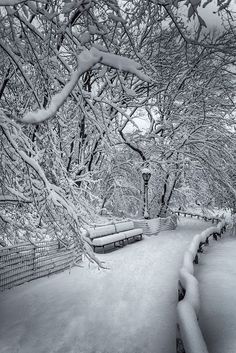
[0,240,82,291]
[176,212,226,353]
[133,216,177,236]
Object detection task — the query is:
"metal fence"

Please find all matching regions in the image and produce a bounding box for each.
[0,240,82,291]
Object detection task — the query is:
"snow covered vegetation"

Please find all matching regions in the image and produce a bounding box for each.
[0,0,235,256]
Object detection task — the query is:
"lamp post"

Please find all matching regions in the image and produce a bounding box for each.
[142,168,151,219]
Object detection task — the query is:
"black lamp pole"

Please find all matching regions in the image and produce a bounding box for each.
[142,169,151,219]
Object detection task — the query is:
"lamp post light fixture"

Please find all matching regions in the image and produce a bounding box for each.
[142,168,151,219]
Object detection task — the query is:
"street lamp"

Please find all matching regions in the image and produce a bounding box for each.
[142,168,151,219]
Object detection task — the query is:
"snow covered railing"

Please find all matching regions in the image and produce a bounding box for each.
[173,210,219,224]
[177,219,227,353]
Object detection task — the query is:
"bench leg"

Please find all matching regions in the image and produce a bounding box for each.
[119,240,124,247]
[134,235,142,241]
[127,236,135,244]
[114,242,121,249]
[114,241,124,248]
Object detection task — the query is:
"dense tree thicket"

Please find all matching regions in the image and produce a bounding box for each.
[0,0,235,253]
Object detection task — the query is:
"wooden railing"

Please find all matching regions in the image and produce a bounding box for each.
[0,239,82,291]
[176,212,226,353]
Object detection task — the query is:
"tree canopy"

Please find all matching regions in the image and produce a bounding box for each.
[0,0,235,253]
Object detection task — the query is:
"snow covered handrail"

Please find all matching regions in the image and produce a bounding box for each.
[177,219,226,353]
[173,210,219,224]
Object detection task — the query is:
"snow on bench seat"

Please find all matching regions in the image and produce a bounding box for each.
[84,221,143,252]
[93,232,127,246]
[92,228,143,246]
[88,225,116,239]
[114,221,134,232]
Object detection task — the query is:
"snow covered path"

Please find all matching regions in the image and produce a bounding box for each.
[196,233,236,353]
[0,218,209,353]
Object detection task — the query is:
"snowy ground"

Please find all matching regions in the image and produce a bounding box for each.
[196,232,236,353]
[0,218,209,353]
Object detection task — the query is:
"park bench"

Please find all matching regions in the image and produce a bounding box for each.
[83,221,143,252]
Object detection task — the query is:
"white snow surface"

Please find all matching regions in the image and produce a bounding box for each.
[196,234,236,353]
[0,218,209,353]
[141,167,151,174]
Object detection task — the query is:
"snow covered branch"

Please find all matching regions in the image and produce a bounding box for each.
[22,49,102,124]
[0,0,44,5]
[0,194,31,204]
[0,40,41,107]
[94,48,151,83]
[0,0,25,5]
[22,48,150,124]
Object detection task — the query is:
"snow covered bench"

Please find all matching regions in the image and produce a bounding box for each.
[83,221,143,252]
